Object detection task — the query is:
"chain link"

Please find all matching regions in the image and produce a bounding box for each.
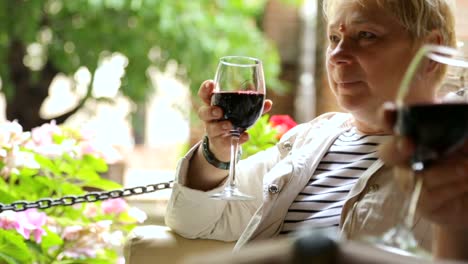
[0,181,174,213]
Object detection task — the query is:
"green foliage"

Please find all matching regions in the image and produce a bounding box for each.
[242,114,298,158]
[0,0,290,105]
[0,121,144,263]
[242,114,278,158]
[0,230,32,264]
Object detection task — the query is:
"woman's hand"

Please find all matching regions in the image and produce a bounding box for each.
[186,80,272,190]
[378,102,468,259]
[197,80,273,162]
[380,136,468,228]
[378,102,468,228]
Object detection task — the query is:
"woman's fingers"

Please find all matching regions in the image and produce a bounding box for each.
[198,80,215,105]
[418,140,468,189]
[263,99,273,114]
[198,105,222,122]
[205,120,231,138]
[415,140,468,226]
[239,132,250,144]
[421,156,468,191]
[420,195,468,227]
[419,177,468,222]
[197,79,273,160]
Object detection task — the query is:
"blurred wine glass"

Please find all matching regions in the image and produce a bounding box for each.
[365,45,468,257]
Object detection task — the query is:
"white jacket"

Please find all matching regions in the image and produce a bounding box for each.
[165,112,433,251]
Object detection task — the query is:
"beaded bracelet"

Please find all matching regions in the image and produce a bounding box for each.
[202,136,241,170]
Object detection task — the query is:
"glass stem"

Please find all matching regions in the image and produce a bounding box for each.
[228,133,240,188]
[403,173,423,229]
[377,171,424,252]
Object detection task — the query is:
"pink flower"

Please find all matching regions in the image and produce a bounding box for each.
[0,211,20,230]
[101,198,127,214]
[30,121,61,147]
[60,221,112,259]
[77,128,96,141]
[0,209,47,243]
[78,140,122,164]
[62,225,84,241]
[269,115,297,139]
[16,209,47,243]
[83,203,99,218]
[61,247,97,259]
[79,141,97,156]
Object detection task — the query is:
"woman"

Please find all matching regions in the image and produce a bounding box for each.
[165,0,466,260]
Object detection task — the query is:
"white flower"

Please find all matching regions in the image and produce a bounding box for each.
[0,121,28,148]
[1,147,39,177]
[103,230,124,247]
[16,150,40,169]
[127,207,147,223]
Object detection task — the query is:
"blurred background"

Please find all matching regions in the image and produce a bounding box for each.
[1,0,468,223]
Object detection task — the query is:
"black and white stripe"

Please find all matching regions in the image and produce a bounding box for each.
[280,127,389,235]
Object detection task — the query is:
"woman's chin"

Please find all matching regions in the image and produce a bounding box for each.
[337,99,382,118]
[336,97,369,112]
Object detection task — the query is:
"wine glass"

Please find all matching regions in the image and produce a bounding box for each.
[365,45,468,257]
[209,56,266,201]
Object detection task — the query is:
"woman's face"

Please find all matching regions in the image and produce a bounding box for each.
[326,1,421,118]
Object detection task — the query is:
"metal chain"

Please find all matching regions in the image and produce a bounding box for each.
[0,181,174,213]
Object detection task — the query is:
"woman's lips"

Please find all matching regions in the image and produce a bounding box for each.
[337,81,363,89]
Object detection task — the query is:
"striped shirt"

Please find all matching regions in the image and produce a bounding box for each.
[280,127,390,235]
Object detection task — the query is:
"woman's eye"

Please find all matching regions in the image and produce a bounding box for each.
[358,31,376,40]
[329,34,340,43]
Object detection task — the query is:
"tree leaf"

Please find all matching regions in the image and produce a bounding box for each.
[40,228,64,254]
[0,230,32,263]
[84,178,122,190]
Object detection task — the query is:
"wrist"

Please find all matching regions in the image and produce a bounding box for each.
[202,135,230,170]
[202,136,242,170]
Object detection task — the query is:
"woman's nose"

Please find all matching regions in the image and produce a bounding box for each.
[328,40,354,66]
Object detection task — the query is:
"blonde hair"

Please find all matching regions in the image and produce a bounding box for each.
[323,0,457,83]
[323,0,457,48]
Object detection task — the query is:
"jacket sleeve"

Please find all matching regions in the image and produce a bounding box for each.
[164,141,282,241]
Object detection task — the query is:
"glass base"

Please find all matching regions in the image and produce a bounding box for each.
[209,186,255,201]
[360,226,431,259]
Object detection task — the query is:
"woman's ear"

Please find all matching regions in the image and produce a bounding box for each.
[426,30,443,46]
[424,30,443,74]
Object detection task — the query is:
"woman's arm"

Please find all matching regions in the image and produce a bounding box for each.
[165,143,280,241]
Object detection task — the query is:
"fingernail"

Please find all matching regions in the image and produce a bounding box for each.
[383,101,396,110]
[212,109,220,117]
[240,133,249,142]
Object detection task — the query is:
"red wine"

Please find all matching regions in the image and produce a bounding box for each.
[211,91,265,133]
[396,103,468,170]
